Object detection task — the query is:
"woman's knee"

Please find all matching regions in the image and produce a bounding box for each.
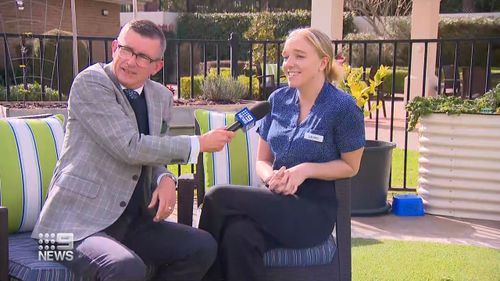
[221,218,262,247]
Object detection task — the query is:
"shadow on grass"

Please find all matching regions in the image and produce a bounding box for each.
[352,238,382,248]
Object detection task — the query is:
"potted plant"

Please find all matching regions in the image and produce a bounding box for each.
[406,83,500,221]
[338,65,397,215]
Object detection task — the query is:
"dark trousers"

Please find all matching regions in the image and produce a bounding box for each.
[198,185,335,281]
[62,215,217,281]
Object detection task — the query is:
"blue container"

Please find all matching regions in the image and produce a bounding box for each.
[392,194,424,216]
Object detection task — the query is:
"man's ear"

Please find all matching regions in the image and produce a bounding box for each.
[111,40,119,58]
[151,60,164,76]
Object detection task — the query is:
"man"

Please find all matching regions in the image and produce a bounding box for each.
[32,20,234,281]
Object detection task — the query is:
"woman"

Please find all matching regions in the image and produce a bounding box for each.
[199,27,365,281]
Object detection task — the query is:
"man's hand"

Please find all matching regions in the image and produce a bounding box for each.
[148,176,177,222]
[199,128,235,152]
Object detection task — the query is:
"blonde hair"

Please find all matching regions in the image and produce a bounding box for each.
[286,28,344,83]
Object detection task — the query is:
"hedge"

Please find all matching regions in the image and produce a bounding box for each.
[177,11,355,41]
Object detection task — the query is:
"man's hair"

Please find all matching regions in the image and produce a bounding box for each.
[118,20,166,58]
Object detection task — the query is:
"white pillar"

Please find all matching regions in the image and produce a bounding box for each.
[311,0,344,40]
[407,0,441,100]
[133,0,138,19]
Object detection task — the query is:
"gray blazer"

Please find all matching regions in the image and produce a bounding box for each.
[32,63,191,241]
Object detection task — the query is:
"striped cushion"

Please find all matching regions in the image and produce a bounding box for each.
[194,109,264,190]
[0,115,65,233]
[8,232,84,281]
[264,235,336,267]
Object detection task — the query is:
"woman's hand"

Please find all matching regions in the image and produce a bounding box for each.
[280,164,307,195]
[267,166,288,193]
[268,164,307,196]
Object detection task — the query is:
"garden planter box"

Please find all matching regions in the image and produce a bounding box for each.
[417,113,500,221]
[169,102,255,135]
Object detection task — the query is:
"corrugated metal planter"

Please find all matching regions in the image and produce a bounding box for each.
[417,113,500,221]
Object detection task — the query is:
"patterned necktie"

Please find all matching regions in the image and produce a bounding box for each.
[124,88,139,100]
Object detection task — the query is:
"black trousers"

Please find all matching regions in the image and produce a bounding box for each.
[198,185,336,281]
[62,214,217,281]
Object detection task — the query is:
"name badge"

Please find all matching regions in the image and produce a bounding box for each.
[304,132,324,143]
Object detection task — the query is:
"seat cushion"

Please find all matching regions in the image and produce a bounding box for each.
[194,109,264,190]
[0,115,65,233]
[264,235,336,267]
[9,232,85,281]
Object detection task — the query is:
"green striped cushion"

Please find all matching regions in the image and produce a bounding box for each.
[0,115,65,233]
[194,109,264,191]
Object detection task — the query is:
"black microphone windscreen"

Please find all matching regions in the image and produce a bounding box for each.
[249,101,271,120]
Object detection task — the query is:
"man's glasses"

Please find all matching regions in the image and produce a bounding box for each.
[117,44,161,67]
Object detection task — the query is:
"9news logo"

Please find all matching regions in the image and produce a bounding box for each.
[37,232,74,261]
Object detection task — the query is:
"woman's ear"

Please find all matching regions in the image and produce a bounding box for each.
[319,56,329,72]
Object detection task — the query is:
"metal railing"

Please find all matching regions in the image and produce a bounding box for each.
[2,32,499,191]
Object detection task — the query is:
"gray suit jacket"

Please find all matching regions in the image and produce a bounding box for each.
[32,63,191,241]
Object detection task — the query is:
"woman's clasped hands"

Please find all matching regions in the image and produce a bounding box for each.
[266,164,307,196]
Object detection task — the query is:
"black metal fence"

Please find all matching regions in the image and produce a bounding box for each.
[1,32,499,190]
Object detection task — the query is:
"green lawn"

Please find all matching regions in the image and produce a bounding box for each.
[391,148,419,188]
[353,238,500,281]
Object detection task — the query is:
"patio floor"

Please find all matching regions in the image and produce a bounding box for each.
[352,214,500,249]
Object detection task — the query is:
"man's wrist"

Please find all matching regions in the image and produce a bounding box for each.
[159,173,178,188]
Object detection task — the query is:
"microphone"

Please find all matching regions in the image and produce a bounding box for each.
[225,101,271,132]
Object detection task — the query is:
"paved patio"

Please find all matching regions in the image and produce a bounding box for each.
[352,214,500,249]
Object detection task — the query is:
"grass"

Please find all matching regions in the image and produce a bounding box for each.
[353,238,500,281]
[391,148,419,188]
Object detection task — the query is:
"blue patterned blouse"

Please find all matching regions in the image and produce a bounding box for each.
[258,82,365,171]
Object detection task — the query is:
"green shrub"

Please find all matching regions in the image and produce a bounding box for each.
[238,75,262,100]
[243,11,308,64]
[177,11,355,63]
[439,16,500,66]
[180,68,260,100]
[1,82,62,101]
[201,75,247,102]
[177,13,254,40]
[406,83,500,131]
[382,68,407,94]
[180,75,205,99]
[343,32,410,67]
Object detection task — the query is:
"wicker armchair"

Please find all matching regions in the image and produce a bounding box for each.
[176,119,352,281]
